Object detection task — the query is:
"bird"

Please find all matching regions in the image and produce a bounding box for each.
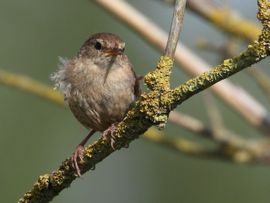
[51,33,140,176]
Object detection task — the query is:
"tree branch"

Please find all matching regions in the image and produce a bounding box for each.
[2,70,270,164]
[3,69,270,165]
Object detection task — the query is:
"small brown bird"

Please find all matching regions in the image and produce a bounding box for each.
[51,33,140,175]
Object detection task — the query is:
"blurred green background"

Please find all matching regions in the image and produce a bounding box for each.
[1,0,270,202]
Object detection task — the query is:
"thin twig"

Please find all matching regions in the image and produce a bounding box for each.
[202,92,225,137]
[169,111,214,138]
[164,0,187,57]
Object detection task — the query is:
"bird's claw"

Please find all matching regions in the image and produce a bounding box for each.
[102,124,118,149]
[71,145,84,177]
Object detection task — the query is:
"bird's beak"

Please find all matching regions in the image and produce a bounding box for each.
[104,48,124,56]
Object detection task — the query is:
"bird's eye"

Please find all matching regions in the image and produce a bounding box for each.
[94,42,102,50]
[121,47,125,52]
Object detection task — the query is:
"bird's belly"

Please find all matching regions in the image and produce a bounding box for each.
[68,81,135,131]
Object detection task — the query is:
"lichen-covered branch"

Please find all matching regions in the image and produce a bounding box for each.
[172,34,270,106]
[195,37,270,107]
[0,69,244,161]
[2,69,270,164]
[172,0,270,107]
[3,68,270,164]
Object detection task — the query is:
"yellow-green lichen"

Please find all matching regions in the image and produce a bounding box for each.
[35,175,50,190]
[144,56,173,91]
[257,0,270,28]
[50,171,65,186]
[139,90,171,126]
[140,56,174,126]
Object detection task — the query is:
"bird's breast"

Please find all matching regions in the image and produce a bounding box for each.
[67,58,136,131]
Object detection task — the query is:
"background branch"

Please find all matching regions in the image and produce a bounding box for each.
[188,0,261,42]
[0,70,63,105]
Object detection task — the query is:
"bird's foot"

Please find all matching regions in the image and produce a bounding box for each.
[71,145,84,177]
[102,124,118,149]
[70,130,96,177]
